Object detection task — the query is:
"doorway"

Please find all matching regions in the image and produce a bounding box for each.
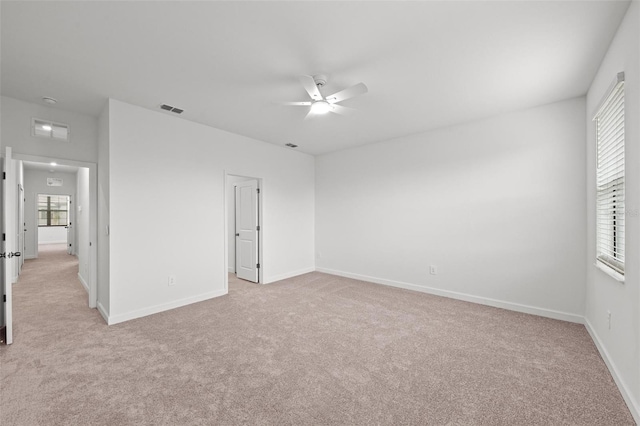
[225,174,262,287]
[36,193,72,256]
[13,153,98,309]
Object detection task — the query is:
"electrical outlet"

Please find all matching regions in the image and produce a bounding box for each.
[607,310,611,330]
[430,265,437,275]
[168,275,176,286]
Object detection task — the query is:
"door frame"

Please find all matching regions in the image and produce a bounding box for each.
[223,172,263,292]
[34,193,73,255]
[17,182,25,276]
[13,153,98,309]
[3,147,16,344]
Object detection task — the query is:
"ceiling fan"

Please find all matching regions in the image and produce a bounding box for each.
[282,74,368,119]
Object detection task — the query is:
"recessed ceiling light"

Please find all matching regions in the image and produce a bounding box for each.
[50,162,57,166]
[42,97,57,105]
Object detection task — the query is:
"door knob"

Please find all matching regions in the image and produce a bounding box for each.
[235,233,240,237]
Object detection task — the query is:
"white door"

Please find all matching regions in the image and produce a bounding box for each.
[3,147,16,344]
[235,180,259,282]
[17,184,25,274]
[66,197,73,254]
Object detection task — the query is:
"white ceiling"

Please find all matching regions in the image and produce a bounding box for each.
[1,1,630,155]
[22,161,79,175]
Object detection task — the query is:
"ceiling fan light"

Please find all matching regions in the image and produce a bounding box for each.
[311,101,330,115]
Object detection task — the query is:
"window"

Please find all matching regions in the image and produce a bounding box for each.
[38,194,70,227]
[595,72,625,276]
[32,118,70,141]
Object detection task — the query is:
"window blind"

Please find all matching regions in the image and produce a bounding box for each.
[595,78,625,275]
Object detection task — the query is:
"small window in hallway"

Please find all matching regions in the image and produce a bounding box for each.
[32,118,70,141]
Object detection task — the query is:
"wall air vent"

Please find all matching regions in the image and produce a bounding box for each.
[285,143,298,148]
[160,104,184,114]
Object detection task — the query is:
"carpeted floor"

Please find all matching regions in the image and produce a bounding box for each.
[0,244,635,425]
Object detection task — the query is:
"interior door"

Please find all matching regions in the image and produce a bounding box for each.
[66,196,73,254]
[18,184,25,274]
[3,147,16,344]
[235,180,259,282]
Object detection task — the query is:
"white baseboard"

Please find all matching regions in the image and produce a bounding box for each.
[78,273,89,293]
[97,301,109,324]
[315,267,584,324]
[25,255,36,260]
[106,289,228,325]
[228,267,235,273]
[265,266,316,284]
[584,318,640,424]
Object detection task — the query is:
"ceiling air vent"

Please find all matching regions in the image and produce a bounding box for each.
[160,104,184,114]
[285,143,298,148]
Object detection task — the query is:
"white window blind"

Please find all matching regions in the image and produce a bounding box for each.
[595,75,625,275]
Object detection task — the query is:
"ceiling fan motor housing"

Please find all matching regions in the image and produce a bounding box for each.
[313,74,327,87]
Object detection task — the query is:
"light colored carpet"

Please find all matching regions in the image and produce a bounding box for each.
[0,244,635,425]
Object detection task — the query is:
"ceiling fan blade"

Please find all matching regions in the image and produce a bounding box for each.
[304,108,316,120]
[325,82,368,104]
[329,104,356,115]
[298,75,323,101]
[281,101,312,106]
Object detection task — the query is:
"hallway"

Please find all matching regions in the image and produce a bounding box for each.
[11,243,96,337]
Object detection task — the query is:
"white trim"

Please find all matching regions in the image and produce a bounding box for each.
[316,267,584,324]
[105,289,227,325]
[223,172,229,294]
[96,301,109,324]
[591,71,625,120]
[264,266,316,284]
[223,171,264,286]
[78,272,89,293]
[228,267,235,273]
[593,262,625,283]
[13,153,98,310]
[584,318,640,424]
[24,255,36,260]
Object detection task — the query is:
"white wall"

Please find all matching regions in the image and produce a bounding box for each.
[585,1,640,420]
[37,227,67,244]
[104,99,315,323]
[2,96,99,308]
[76,168,91,290]
[97,103,110,318]
[1,96,98,163]
[23,169,77,258]
[316,97,587,321]
[226,175,257,273]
